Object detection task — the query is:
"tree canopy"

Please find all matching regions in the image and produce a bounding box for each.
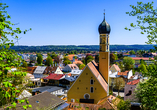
[125,1,157,44]
[123,57,135,70]
[37,53,43,65]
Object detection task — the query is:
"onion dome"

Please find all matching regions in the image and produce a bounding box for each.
[98,13,111,34]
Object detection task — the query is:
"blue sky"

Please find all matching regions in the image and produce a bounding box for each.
[3,0,156,46]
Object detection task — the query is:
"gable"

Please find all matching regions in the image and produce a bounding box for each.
[68,62,107,94]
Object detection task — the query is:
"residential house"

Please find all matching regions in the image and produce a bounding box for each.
[33,66,47,78]
[124,79,140,101]
[131,57,154,67]
[17,90,32,100]
[27,66,37,74]
[110,64,121,73]
[70,70,82,76]
[43,66,63,77]
[62,64,79,72]
[32,86,64,96]
[41,74,65,86]
[14,91,68,110]
[59,76,75,89]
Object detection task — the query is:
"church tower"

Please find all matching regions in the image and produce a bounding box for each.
[98,13,111,84]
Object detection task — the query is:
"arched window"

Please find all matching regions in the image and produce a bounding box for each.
[90,87,94,93]
[90,79,94,85]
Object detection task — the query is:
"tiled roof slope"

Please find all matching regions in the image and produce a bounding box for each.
[127,79,140,85]
[117,71,128,76]
[112,64,121,72]
[44,74,65,80]
[87,60,108,93]
[27,67,37,74]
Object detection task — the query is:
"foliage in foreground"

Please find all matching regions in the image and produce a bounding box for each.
[0,2,31,109]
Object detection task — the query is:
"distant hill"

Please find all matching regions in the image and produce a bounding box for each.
[10,45,156,52]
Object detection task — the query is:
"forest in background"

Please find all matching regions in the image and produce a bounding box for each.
[10,44,156,52]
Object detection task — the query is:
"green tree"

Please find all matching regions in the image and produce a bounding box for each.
[123,57,135,70]
[79,64,85,70]
[95,54,99,63]
[129,50,135,55]
[37,53,43,65]
[85,55,94,65]
[0,2,31,109]
[63,60,72,66]
[51,53,57,59]
[110,53,118,64]
[22,61,28,68]
[117,100,131,110]
[113,77,125,96]
[125,1,157,44]
[138,63,147,73]
[45,56,53,66]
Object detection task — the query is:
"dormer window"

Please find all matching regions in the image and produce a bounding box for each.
[90,79,94,85]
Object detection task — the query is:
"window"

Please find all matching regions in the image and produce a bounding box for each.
[86,87,88,90]
[79,80,81,82]
[90,79,94,85]
[95,88,96,90]
[90,87,94,93]
[84,94,90,99]
[77,87,79,89]
[86,73,88,75]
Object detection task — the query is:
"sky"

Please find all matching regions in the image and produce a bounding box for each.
[2,0,156,46]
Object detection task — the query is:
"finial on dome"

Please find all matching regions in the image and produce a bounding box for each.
[98,11,111,34]
[104,9,105,15]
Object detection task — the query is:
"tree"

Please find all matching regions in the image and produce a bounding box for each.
[110,53,118,64]
[95,54,99,63]
[0,2,31,109]
[85,55,94,65]
[138,63,147,73]
[129,50,135,55]
[51,53,57,59]
[123,57,135,70]
[113,77,125,96]
[45,56,53,66]
[37,53,43,65]
[135,64,157,109]
[79,64,85,70]
[117,100,131,110]
[125,1,157,44]
[54,56,61,64]
[22,61,28,68]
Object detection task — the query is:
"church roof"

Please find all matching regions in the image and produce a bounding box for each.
[87,60,108,93]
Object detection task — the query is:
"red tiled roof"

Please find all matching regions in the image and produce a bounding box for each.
[87,60,108,92]
[44,74,65,80]
[117,71,128,76]
[73,59,83,65]
[27,67,37,74]
[131,57,154,60]
[68,54,75,61]
[127,79,140,85]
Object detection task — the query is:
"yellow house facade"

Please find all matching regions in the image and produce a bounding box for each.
[67,61,107,104]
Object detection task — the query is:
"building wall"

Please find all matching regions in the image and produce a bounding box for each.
[67,66,107,104]
[63,65,71,72]
[110,65,117,73]
[55,67,63,74]
[124,84,138,102]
